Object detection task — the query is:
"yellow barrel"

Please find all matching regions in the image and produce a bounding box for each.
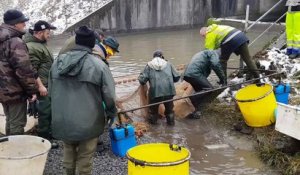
[235,84,277,127]
[127,143,190,175]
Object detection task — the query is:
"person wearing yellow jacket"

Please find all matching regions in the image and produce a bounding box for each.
[286,0,300,59]
[200,24,260,80]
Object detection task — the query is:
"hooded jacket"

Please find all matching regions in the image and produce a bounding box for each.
[49,45,117,141]
[138,57,180,100]
[24,32,53,87]
[184,50,226,85]
[0,24,37,103]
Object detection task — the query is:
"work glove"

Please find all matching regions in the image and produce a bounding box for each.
[27,100,39,118]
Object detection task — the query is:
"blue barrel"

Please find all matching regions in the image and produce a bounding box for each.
[274,83,290,104]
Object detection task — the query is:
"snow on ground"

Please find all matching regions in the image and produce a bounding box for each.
[218,48,300,102]
[0,0,112,34]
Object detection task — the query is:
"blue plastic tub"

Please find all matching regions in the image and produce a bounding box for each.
[274,83,290,104]
[109,124,137,157]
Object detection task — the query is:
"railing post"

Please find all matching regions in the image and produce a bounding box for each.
[240,5,250,69]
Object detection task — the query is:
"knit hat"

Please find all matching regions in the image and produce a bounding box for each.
[103,36,119,52]
[75,26,95,49]
[153,50,164,58]
[4,9,29,25]
[33,20,56,31]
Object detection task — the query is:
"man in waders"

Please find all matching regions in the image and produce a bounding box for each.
[200,24,260,80]
[138,50,180,125]
[183,50,226,119]
[286,0,300,59]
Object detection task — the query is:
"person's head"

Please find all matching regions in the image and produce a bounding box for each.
[33,20,56,41]
[199,27,207,37]
[75,26,95,49]
[3,9,29,32]
[103,36,119,58]
[153,50,164,59]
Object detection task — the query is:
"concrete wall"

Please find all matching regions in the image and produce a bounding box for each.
[65,0,285,33]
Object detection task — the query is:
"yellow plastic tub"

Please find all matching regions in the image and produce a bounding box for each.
[235,83,277,127]
[127,143,190,175]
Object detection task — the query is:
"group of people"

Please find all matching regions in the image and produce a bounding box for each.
[0,9,119,175]
[2,5,285,174]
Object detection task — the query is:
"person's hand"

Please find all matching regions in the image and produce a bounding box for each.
[108,116,116,127]
[38,85,48,96]
[28,94,37,102]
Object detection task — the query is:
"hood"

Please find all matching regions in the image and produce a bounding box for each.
[56,49,89,76]
[147,57,168,70]
[0,23,25,43]
[206,24,218,33]
[23,31,45,44]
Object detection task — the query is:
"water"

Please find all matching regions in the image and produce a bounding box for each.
[49,27,279,77]
[48,27,281,174]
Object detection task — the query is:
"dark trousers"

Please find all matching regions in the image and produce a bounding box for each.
[149,96,174,116]
[184,76,221,111]
[220,43,260,78]
[37,95,52,139]
[2,101,27,135]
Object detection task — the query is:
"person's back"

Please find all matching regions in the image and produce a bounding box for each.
[49,26,117,175]
[50,45,116,141]
[184,50,225,81]
[138,50,180,125]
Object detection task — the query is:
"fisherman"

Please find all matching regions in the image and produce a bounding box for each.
[49,26,117,175]
[200,23,260,80]
[183,50,226,119]
[59,31,119,66]
[286,0,300,59]
[138,50,180,125]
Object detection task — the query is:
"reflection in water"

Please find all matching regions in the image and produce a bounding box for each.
[48,28,279,174]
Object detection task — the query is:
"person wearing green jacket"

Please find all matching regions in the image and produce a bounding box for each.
[138,50,180,125]
[24,20,57,148]
[200,24,260,80]
[49,26,117,175]
[183,50,226,119]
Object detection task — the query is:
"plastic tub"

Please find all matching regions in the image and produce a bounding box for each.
[0,135,51,175]
[127,143,190,175]
[235,84,277,127]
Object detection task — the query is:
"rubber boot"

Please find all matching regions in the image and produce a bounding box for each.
[166,113,175,126]
[148,114,158,125]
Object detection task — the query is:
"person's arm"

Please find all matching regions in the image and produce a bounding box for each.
[210,52,227,85]
[170,64,180,82]
[101,66,117,119]
[138,65,150,85]
[205,33,217,50]
[8,38,37,95]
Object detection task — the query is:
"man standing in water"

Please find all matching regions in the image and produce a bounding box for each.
[138,50,180,125]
